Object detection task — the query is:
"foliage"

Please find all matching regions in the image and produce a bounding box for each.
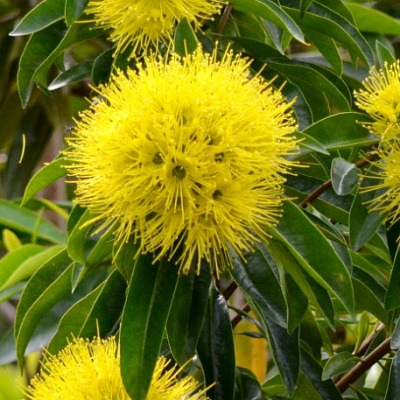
[2,0,400,399]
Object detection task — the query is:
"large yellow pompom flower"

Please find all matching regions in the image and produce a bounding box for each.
[25,336,207,399]
[87,0,225,58]
[66,48,298,274]
[354,61,400,141]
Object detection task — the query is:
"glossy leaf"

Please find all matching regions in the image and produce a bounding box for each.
[385,246,400,311]
[21,156,68,206]
[49,62,93,90]
[322,351,359,380]
[14,249,74,367]
[197,286,236,400]
[234,367,262,400]
[230,243,287,328]
[385,350,400,400]
[167,261,211,365]
[269,201,354,312]
[331,157,361,196]
[65,0,90,25]
[376,41,396,68]
[230,0,305,44]
[0,200,66,244]
[120,254,179,400]
[10,0,65,36]
[174,18,198,57]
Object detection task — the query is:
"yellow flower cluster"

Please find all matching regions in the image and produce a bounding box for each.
[66,49,298,274]
[355,61,400,225]
[87,0,225,58]
[25,336,207,400]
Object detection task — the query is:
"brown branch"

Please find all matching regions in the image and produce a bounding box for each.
[216,5,233,35]
[336,337,391,393]
[223,281,238,301]
[231,303,251,328]
[299,153,378,209]
[356,323,386,358]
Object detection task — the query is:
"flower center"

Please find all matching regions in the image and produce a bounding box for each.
[213,189,223,200]
[153,152,164,165]
[172,165,186,179]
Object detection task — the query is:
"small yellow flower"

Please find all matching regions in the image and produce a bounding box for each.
[364,143,400,225]
[354,61,400,141]
[25,336,207,400]
[66,48,298,274]
[87,0,225,58]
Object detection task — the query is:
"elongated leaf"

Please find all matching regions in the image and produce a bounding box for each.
[300,345,343,400]
[322,351,359,380]
[48,268,126,354]
[331,157,361,196]
[234,367,262,400]
[10,0,65,36]
[197,286,236,400]
[230,244,287,328]
[21,157,68,206]
[49,61,93,90]
[0,200,66,244]
[285,273,308,333]
[120,254,179,400]
[269,201,354,312]
[302,112,377,150]
[167,261,211,365]
[385,246,400,311]
[230,0,305,43]
[376,42,396,68]
[65,0,90,25]
[15,249,74,366]
[385,350,400,400]
[174,18,198,56]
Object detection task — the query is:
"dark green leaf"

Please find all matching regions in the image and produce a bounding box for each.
[376,42,396,68]
[174,18,198,56]
[285,273,308,334]
[49,62,93,90]
[322,351,359,380]
[300,345,343,399]
[269,201,354,312]
[230,243,287,328]
[167,261,211,365]
[10,0,65,36]
[385,350,400,400]
[385,246,400,311]
[331,157,361,196]
[92,49,114,86]
[65,0,90,25]
[21,157,68,206]
[120,254,179,400]
[230,0,305,43]
[234,367,262,400]
[15,249,74,367]
[197,286,236,400]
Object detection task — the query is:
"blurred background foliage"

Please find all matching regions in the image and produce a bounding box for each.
[3,0,400,399]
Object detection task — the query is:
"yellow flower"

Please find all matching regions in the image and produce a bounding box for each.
[364,143,400,225]
[354,61,400,141]
[87,0,225,58]
[25,336,207,400]
[66,48,298,274]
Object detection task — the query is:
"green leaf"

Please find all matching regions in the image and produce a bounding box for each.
[349,168,386,251]
[92,49,114,86]
[0,245,65,290]
[385,246,400,311]
[49,61,93,90]
[230,0,305,44]
[300,345,343,400]
[2,229,22,252]
[14,249,74,367]
[331,157,361,196]
[174,18,198,56]
[284,2,374,67]
[48,268,126,354]
[234,367,262,400]
[296,132,330,155]
[197,286,236,400]
[269,201,354,312]
[10,0,65,36]
[346,3,400,35]
[120,254,179,400]
[376,41,396,68]
[230,243,287,328]
[65,0,90,26]
[385,350,400,400]
[322,351,359,380]
[17,21,67,108]
[302,112,377,150]
[166,261,211,365]
[285,273,308,334]
[21,157,68,206]
[0,200,66,244]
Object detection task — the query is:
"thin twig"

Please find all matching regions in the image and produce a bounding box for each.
[216,5,233,35]
[223,281,238,301]
[299,153,378,208]
[336,337,391,393]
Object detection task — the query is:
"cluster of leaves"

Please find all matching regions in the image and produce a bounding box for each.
[3,0,400,399]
